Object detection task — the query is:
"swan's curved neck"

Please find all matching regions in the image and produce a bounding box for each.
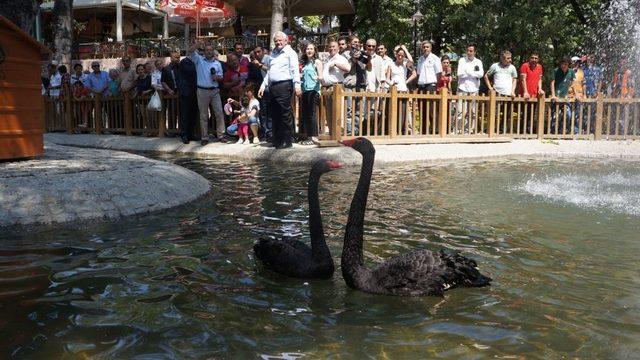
[342,147,375,286]
[308,170,330,260]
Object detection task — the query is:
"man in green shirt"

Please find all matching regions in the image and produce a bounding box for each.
[550,58,577,133]
[551,58,576,99]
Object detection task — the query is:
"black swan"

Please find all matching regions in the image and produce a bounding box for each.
[253,159,342,279]
[340,138,492,296]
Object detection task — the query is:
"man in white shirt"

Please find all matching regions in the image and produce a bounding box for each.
[48,62,62,97]
[456,44,484,133]
[258,31,301,149]
[322,41,351,85]
[375,44,393,92]
[322,40,350,133]
[417,41,442,93]
[364,39,382,92]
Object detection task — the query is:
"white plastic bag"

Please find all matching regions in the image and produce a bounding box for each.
[147,91,162,112]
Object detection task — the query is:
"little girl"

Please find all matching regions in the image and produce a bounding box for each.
[226,85,261,144]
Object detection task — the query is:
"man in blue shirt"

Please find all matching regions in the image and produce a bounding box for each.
[258,31,301,149]
[190,41,227,145]
[583,54,603,98]
[87,61,110,96]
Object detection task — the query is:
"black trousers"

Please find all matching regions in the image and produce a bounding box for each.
[270,80,294,146]
[301,90,320,137]
[418,83,437,93]
[179,94,198,139]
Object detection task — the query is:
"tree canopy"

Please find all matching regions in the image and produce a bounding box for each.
[351,0,639,73]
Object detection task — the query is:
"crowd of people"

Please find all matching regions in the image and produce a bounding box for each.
[42,32,636,144]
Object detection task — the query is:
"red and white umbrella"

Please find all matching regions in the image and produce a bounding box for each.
[158,0,236,26]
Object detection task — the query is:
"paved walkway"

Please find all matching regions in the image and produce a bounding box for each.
[0,144,210,227]
[45,134,640,166]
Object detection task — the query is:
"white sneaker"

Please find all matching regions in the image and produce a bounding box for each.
[243,139,250,144]
[252,137,260,144]
[236,138,243,144]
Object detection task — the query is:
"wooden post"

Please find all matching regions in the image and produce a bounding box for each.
[439,87,448,137]
[488,90,497,137]
[158,96,166,138]
[536,94,546,139]
[94,93,103,134]
[65,85,73,133]
[389,85,398,138]
[331,84,343,141]
[594,95,604,140]
[124,91,132,135]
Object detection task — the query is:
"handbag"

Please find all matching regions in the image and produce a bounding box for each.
[147,90,162,112]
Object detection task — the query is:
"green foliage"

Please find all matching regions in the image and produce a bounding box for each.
[298,16,322,31]
[353,0,619,88]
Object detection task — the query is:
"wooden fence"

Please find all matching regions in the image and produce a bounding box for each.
[44,85,640,143]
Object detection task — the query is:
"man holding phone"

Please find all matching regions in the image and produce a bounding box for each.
[456,44,484,133]
[190,41,226,145]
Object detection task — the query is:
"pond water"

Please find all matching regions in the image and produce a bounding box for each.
[2,156,640,359]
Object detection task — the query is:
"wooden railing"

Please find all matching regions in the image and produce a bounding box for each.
[44,85,640,143]
[331,85,640,142]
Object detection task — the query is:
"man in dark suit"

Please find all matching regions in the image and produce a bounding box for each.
[177,55,199,143]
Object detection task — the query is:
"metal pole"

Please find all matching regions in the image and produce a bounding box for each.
[116,0,123,42]
[35,6,42,42]
[413,19,417,60]
[163,13,169,39]
[184,23,190,53]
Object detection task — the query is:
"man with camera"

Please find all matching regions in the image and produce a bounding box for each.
[344,36,370,136]
[189,40,227,145]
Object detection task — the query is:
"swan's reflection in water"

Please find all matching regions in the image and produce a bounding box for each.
[1,156,640,358]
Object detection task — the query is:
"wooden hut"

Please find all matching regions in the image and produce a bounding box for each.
[0,16,50,160]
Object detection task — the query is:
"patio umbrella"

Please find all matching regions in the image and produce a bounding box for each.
[158,0,237,29]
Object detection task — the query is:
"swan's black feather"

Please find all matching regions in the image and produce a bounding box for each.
[341,138,492,297]
[253,160,337,279]
[254,237,333,279]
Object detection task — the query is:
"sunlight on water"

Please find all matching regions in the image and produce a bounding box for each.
[519,171,640,216]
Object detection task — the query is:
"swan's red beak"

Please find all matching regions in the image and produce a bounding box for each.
[340,138,357,147]
[326,160,343,169]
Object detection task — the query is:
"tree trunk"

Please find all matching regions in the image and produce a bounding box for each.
[270,0,284,49]
[0,0,41,36]
[53,0,73,66]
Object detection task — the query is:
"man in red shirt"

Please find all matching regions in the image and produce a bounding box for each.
[520,52,545,98]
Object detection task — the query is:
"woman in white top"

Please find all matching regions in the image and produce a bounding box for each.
[386,46,416,92]
[386,46,416,134]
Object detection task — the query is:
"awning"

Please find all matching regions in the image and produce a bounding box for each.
[40,0,166,17]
